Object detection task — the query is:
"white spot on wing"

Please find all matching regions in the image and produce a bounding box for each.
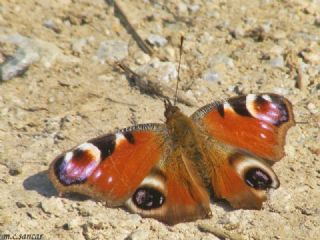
[260,123,270,130]
[93,170,102,180]
[115,133,126,146]
[64,152,73,163]
[107,176,113,184]
[75,142,101,163]
[262,94,272,102]
[78,142,93,151]
[246,94,258,117]
[260,133,267,139]
[223,102,233,111]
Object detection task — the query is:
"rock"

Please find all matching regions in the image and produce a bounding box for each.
[135,59,177,83]
[188,4,200,13]
[40,198,67,217]
[202,70,222,82]
[267,187,294,213]
[198,223,244,240]
[307,102,318,114]
[208,54,234,68]
[133,51,151,65]
[7,160,23,176]
[230,26,245,39]
[43,19,61,33]
[146,34,168,47]
[95,40,128,62]
[16,201,27,208]
[163,46,175,60]
[0,47,39,81]
[71,38,88,55]
[273,87,289,95]
[177,3,188,13]
[126,229,149,240]
[200,32,214,44]
[0,34,78,69]
[269,56,285,68]
[62,218,81,230]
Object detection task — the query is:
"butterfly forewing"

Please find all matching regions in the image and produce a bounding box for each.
[49,124,169,206]
[192,93,295,161]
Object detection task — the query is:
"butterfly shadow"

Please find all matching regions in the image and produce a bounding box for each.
[23,171,56,198]
[23,170,90,201]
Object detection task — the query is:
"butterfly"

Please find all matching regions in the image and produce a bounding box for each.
[48,93,295,225]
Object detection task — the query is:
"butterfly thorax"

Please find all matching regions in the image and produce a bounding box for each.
[164,103,211,186]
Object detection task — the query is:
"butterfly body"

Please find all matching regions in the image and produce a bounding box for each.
[49,93,294,224]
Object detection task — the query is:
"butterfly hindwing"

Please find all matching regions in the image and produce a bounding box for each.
[125,162,211,225]
[203,139,280,209]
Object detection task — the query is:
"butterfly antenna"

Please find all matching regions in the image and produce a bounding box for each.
[174,36,184,106]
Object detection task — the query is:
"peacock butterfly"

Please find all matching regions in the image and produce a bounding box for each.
[48,92,295,225]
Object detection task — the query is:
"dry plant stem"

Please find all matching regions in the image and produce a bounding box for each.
[113,0,153,56]
[118,62,197,106]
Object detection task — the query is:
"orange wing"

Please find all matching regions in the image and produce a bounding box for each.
[125,153,211,225]
[49,124,168,206]
[49,124,211,224]
[192,93,295,161]
[192,93,295,209]
[205,144,280,209]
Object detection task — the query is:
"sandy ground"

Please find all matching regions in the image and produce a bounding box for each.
[0,0,319,239]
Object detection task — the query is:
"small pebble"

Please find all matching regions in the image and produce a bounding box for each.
[126,229,149,240]
[7,161,23,176]
[198,223,244,240]
[202,70,221,82]
[188,4,200,13]
[43,19,61,33]
[95,40,128,62]
[273,87,289,95]
[40,198,67,217]
[16,201,27,208]
[136,59,177,83]
[230,26,245,39]
[62,218,80,230]
[163,46,175,60]
[307,102,318,114]
[209,54,234,68]
[177,3,188,13]
[0,48,39,81]
[71,38,88,55]
[133,51,151,65]
[269,56,285,68]
[146,34,168,47]
[0,34,76,69]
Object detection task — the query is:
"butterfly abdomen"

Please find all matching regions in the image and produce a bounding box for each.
[165,106,211,185]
